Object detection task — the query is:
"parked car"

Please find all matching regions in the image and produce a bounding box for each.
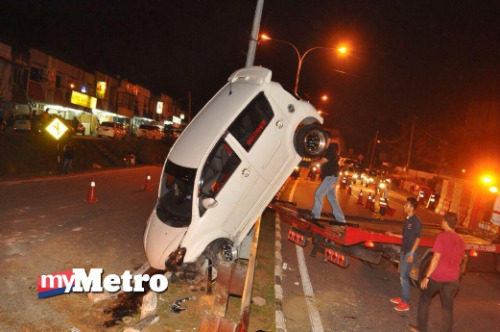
[143,67,328,277]
[97,121,127,139]
[66,119,85,135]
[136,124,163,140]
[13,114,31,132]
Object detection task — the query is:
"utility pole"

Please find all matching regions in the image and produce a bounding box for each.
[369,130,379,170]
[406,118,416,179]
[245,0,265,67]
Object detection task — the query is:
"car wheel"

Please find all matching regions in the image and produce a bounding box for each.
[294,124,328,158]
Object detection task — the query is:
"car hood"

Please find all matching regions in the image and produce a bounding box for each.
[144,211,188,270]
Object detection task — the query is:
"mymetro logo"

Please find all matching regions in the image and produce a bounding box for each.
[37,268,169,298]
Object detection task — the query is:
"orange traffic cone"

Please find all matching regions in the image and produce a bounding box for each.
[347,184,352,195]
[144,172,152,191]
[365,193,372,209]
[356,189,363,205]
[85,178,98,203]
[370,196,376,212]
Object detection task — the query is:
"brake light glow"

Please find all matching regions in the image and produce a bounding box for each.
[288,228,307,247]
[325,248,349,267]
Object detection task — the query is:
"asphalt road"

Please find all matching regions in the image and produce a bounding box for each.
[0,166,163,331]
[1,169,498,331]
[276,177,500,332]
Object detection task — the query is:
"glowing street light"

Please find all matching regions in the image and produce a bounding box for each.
[260,34,348,95]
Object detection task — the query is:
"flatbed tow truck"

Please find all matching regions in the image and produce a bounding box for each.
[270,201,500,285]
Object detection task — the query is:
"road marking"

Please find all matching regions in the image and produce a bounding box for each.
[296,246,324,332]
[287,180,324,332]
[274,213,288,332]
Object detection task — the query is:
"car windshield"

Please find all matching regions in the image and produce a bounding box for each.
[156,160,196,227]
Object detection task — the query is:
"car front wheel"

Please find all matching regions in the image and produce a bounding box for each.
[294,124,328,158]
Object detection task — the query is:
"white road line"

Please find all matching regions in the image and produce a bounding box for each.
[288,180,324,332]
[274,213,288,332]
[296,246,324,332]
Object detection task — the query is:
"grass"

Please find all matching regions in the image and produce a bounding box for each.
[0,133,171,177]
[137,210,277,331]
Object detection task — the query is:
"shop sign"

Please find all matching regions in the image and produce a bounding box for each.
[156,101,163,114]
[71,91,97,109]
[96,81,107,99]
[172,116,181,125]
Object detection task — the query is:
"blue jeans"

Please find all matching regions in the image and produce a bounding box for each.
[417,279,459,332]
[399,252,413,304]
[311,176,345,222]
[61,158,72,174]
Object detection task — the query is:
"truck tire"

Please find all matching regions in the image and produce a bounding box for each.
[294,124,328,158]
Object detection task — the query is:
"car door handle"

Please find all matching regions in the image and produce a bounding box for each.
[242,168,251,177]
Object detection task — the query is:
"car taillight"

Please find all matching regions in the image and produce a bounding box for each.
[288,228,307,247]
[325,248,350,267]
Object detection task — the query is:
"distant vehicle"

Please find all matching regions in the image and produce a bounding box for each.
[137,124,163,140]
[143,66,328,276]
[97,121,127,139]
[65,119,85,135]
[13,114,31,132]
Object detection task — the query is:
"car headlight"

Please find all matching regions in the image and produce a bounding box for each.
[165,247,186,271]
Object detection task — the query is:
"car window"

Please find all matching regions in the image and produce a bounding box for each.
[198,137,241,216]
[16,114,30,120]
[228,92,274,152]
[156,160,197,227]
[101,122,114,127]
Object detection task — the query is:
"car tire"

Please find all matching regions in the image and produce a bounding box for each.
[294,124,328,158]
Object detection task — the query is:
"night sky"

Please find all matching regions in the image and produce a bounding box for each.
[1,0,499,157]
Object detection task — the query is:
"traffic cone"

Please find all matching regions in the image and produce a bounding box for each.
[370,196,376,212]
[347,184,352,195]
[144,172,152,191]
[340,177,346,189]
[365,193,372,209]
[417,190,425,202]
[356,190,363,205]
[85,177,98,203]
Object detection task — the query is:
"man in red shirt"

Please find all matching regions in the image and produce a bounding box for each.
[408,212,465,332]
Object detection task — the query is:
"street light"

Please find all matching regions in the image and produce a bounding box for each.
[260,34,348,95]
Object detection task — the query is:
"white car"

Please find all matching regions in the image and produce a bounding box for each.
[13,114,32,131]
[136,124,163,140]
[143,67,328,275]
[97,121,127,139]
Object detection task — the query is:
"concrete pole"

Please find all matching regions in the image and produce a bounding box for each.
[245,0,265,67]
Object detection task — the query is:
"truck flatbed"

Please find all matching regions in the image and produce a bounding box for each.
[270,202,500,254]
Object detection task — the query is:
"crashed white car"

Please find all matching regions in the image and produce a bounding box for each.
[143,66,327,274]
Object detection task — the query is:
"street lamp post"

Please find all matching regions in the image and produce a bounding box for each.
[261,34,347,95]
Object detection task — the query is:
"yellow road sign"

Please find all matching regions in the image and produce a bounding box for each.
[46,118,69,140]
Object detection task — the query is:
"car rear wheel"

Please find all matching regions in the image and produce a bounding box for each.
[294,124,328,158]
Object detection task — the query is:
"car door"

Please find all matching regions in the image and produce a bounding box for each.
[204,92,275,238]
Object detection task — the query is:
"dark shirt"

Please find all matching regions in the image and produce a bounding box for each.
[401,214,422,253]
[320,144,340,178]
[63,145,74,159]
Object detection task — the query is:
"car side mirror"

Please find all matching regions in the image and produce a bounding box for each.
[202,197,218,209]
